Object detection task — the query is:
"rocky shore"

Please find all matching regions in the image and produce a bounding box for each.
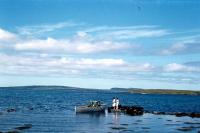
[107,105,200,118]
[148,111,200,118]
[0,124,32,133]
[108,105,144,116]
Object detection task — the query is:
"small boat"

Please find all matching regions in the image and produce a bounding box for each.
[75,101,106,113]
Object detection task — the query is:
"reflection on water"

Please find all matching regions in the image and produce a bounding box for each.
[76,111,106,118]
[112,112,120,126]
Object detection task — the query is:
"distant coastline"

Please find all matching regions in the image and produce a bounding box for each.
[0,85,106,91]
[0,85,199,95]
[111,87,200,95]
[0,85,83,90]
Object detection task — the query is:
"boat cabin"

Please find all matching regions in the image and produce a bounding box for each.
[88,101,101,107]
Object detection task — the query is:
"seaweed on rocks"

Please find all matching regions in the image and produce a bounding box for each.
[5,130,20,133]
[150,111,200,118]
[110,126,127,130]
[108,105,144,116]
[175,112,200,118]
[14,124,32,130]
[177,126,193,132]
[7,108,16,113]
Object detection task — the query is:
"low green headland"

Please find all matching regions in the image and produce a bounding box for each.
[1,85,199,95]
[111,88,200,95]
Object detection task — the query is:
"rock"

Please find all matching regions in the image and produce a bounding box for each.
[165,123,180,126]
[120,124,129,126]
[108,105,144,116]
[121,129,134,132]
[110,126,127,130]
[125,106,144,116]
[158,112,166,115]
[14,124,32,130]
[5,129,20,133]
[7,108,16,113]
[167,120,172,121]
[177,126,193,132]
[142,127,150,129]
[189,112,200,118]
[174,112,200,118]
[109,105,200,118]
[175,112,188,117]
[29,107,34,110]
[0,124,32,133]
[184,122,200,125]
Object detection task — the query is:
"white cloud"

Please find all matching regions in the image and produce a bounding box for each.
[16,22,82,36]
[83,25,158,33]
[0,28,17,42]
[14,37,133,53]
[2,23,168,38]
[161,43,186,55]
[83,25,169,40]
[1,23,200,87]
[1,54,200,84]
[0,25,169,55]
[75,41,132,53]
[160,40,200,55]
[0,26,135,54]
[0,54,154,77]
[163,63,200,72]
[76,31,88,38]
[104,29,168,39]
[52,57,126,69]
[14,37,66,51]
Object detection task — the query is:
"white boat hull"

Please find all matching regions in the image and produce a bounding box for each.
[75,105,106,113]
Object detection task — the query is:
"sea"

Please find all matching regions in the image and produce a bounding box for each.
[0,86,200,133]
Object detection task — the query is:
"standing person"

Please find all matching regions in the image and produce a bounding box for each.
[112,97,116,109]
[116,98,119,110]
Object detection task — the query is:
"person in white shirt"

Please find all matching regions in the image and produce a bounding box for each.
[112,97,116,109]
[116,98,119,110]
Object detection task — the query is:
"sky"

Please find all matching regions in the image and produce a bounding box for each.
[0,0,200,90]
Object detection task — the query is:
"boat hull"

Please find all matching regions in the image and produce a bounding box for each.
[75,105,106,113]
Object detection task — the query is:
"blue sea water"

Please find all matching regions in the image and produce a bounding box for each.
[0,86,200,133]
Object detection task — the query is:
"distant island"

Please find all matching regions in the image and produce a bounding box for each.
[0,85,199,95]
[111,87,200,95]
[0,85,105,91]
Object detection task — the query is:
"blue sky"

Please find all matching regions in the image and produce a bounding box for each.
[0,0,200,90]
